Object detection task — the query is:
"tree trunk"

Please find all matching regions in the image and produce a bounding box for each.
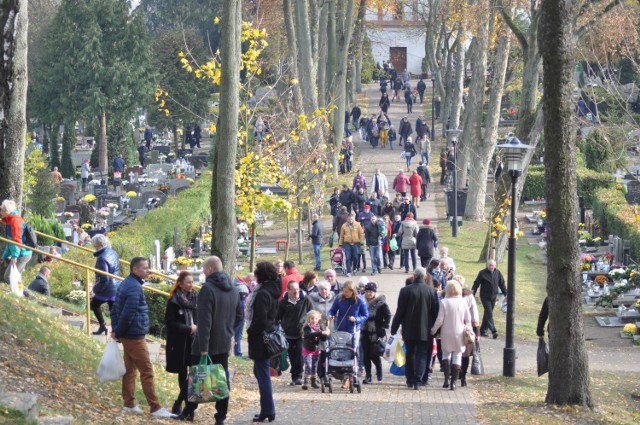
[465,26,512,221]
[458,11,490,192]
[211,0,241,275]
[283,0,305,121]
[330,0,355,178]
[449,30,466,131]
[297,199,303,264]
[99,111,108,174]
[351,0,367,95]
[540,0,592,407]
[0,0,29,207]
[294,0,319,118]
[316,4,328,107]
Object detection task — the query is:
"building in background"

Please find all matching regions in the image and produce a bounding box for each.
[366,3,426,76]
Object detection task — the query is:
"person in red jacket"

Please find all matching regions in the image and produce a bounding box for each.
[1,199,33,283]
[392,169,410,197]
[281,260,304,298]
[409,171,423,208]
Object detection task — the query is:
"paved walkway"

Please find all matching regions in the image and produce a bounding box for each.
[225,83,640,424]
[227,83,479,424]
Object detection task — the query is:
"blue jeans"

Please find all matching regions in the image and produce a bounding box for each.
[403,248,417,272]
[253,358,275,415]
[343,243,360,274]
[422,152,429,165]
[405,154,413,168]
[233,319,244,356]
[404,339,430,385]
[313,243,322,270]
[369,245,381,273]
[389,139,395,150]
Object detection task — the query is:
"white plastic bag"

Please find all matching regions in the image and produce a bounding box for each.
[501,298,508,313]
[9,264,24,297]
[384,334,401,362]
[97,340,126,382]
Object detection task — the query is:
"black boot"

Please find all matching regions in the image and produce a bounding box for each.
[442,360,450,388]
[172,399,183,415]
[450,365,460,391]
[311,376,320,389]
[461,356,469,387]
[92,324,108,335]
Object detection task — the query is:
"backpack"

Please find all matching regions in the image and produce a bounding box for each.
[376,218,388,239]
[371,122,379,137]
[22,223,38,248]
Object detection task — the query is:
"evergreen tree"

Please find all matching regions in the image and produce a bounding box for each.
[60,122,75,178]
[33,0,153,174]
[49,129,61,170]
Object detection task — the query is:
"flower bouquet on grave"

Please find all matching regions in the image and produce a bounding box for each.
[173,256,194,270]
[99,208,110,218]
[594,275,608,288]
[635,299,640,313]
[81,223,93,230]
[158,184,169,194]
[628,271,640,289]
[622,323,637,337]
[580,254,595,271]
[125,191,137,198]
[83,194,97,204]
[609,268,627,282]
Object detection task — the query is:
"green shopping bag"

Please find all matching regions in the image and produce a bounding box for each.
[389,237,398,252]
[187,355,229,403]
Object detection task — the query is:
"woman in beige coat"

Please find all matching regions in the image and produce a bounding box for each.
[431,280,470,391]
[455,275,480,387]
[397,212,418,273]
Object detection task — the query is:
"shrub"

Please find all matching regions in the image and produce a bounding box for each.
[23,176,213,329]
[592,187,640,260]
[522,166,613,208]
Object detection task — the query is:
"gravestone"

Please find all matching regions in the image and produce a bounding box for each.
[60,185,76,206]
[128,196,145,210]
[124,183,141,194]
[126,166,144,176]
[174,186,189,196]
[177,149,193,158]
[153,145,171,155]
[141,190,168,208]
[625,180,640,204]
[146,150,159,164]
[168,179,191,195]
[189,153,208,169]
[55,199,66,214]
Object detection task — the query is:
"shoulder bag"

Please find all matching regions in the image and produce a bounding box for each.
[263,325,289,358]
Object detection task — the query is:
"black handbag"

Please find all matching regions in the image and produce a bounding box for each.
[470,341,484,375]
[372,337,387,357]
[262,325,289,358]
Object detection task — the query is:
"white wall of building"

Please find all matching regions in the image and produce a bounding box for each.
[367,26,426,74]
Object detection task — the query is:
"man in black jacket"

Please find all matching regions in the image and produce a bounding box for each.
[398,117,412,146]
[417,161,431,200]
[28,266,51,296]
[472,259,507,339]
[278,281,312,386]
[364,215,382,275]
[417,79,426,103]
[350,105,362,130]
[181,256,243,423]
[391,268,439,389]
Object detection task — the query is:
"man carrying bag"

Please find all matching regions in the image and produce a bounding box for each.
[179,256,243,424]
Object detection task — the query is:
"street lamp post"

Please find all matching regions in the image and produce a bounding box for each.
[446,128,462,237]
[496,136,533,377]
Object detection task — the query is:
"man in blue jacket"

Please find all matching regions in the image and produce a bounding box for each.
[111,257,175,418]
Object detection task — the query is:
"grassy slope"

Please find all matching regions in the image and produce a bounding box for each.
[0,289,257,424]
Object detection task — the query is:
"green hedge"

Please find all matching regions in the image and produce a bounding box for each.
[522,166,613,208]
[592,187,640,260]
[23,176,212,311]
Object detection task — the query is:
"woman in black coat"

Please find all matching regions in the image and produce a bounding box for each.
[416,219,438,267]
[165,271,198,418]
[246,262,281,423]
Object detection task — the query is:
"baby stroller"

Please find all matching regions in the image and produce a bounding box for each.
[320,331,361,394]
[330,247,345,275]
